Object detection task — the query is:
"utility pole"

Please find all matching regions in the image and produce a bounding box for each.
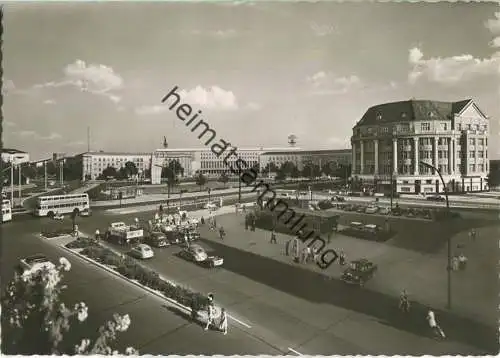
[87,126,91,152]
[18,164,22,201]
[44,161,48,191]
[59,160,64,187]
[238,167,242,203]
[10,164,14,204]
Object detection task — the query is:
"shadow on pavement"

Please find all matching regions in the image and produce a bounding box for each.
[199,238,498,354]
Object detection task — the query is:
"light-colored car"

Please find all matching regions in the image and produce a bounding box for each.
[179,244,224,267]
[378,207,391,215]
[204,202,218,211]
[129,244,154,259]
[53,213,65,221]
[365,206,379,214]
[20,254,56,273]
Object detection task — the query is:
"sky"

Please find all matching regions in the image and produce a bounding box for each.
[3,1,500,161]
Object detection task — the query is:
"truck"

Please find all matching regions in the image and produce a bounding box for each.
[105,221,144,245]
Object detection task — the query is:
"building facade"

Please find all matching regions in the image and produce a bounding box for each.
[351,99,490,193]
[150,147,297,184]
[77,151,152,180]
[1,149,30,164]
[259,149,351,172]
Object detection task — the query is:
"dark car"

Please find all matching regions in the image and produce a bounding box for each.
[341,259,377,287]
[144,231,169,248]
[426,195,446,202]
[331,195,345,202]
[178,244,224,268]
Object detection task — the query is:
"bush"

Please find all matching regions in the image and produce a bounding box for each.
[80,245,211,311]
[66,237,98,249]
[41,228,74,238]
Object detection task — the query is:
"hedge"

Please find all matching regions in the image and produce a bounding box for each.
[41,228,75,238]
[66,237,99,249]
[79,245,209,311]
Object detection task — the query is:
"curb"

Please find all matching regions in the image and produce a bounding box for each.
[58,243,220,322]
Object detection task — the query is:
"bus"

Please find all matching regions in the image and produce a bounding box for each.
[34,193,91,218]
[2,199,12,223]
[275,189,298,199]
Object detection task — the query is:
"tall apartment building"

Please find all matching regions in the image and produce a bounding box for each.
[76,151,152,180]
[351,99,490,193]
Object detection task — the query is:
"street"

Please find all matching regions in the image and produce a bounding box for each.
[3,206,495,355]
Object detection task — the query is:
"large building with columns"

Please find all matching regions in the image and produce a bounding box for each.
[351,99,490,194]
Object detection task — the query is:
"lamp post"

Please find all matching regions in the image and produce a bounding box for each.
[420,160,451,309]
[208,188,211,203]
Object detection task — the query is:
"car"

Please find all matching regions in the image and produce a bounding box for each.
[128,244,154,259]
[365,206,379,214]
[19,254,56,274]
[178,244,224,267]
[204,202,218,211]
[378,207,391,215]
[53,213,65,221]
[144,232,168,248]
[356,206,366,213]
[426,195,446,202]
[341,259,377,287]
[331,195,345,202]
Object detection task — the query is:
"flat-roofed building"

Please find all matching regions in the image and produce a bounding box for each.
[259,149,351,172]
[76,151,152,180]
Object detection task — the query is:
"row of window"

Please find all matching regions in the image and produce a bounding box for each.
[40,195,88,202]
[469,151,487,158]
[38,202,86,210]
[469,138,487,145]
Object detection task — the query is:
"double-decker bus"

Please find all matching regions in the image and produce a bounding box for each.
[34,193,91,218]
[275,189,298,199]
[2,199,12,223]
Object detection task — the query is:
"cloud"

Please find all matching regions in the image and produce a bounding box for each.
[179,86,238,110]
[310,23,339,36]
[14,130,61,141]
[307,72,363,95]
[2,79,16,95]
[409,12,500,86]
[44,99,56,105]
[33,59,123,103]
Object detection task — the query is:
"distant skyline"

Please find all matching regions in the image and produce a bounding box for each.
[3,1,500,161]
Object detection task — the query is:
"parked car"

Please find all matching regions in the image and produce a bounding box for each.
[356,206,367,213]
[341,259,377,287]
[19,254,56,274]
[178,244,224,268]
[426,195,446,202]
[378,207,390,215]
[331,195,345,202]
[365,206,379,214]
[144,232,168,248]
[53,213,65,221]
[128,244,154,259]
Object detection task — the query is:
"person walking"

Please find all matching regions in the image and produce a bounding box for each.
[219,226,225,240]
[270,230,277,244]
[427,309,445,339]
[339,250,346,266]
[219,308,228,335]
[204,304,215,331]
[399,290,410,313]
[201,216,205,225]
[469,228,477,241]
[94,229,100,241]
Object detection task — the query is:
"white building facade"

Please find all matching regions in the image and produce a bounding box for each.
[79,151,152,180]
[1,149,30,164]
[151,147,297,184]
[351,99,490,194]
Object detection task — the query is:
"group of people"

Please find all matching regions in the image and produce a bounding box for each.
[399,290,446,340]
[191,293,228,335]
[451,228,477,271]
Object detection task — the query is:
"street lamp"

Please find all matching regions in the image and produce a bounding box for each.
[208,188,211,203]
[420,160,451,309]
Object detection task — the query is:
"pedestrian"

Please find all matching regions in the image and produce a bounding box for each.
[95,229,100,240]
[451,256,459,271]
[270,230,277,244]
[219,226,225,240]
[184,233,190,248]
[327,231,332,244]
[469,228,477,241]
[285,239,290,256]
[204,304,215,331]
[458,253,468,270]
[427,310,445,339]
[251,218,256,231]
[339,250,346,266]
[219,308,228,335]
[312,247,319,262]
[201,216,205,225]
[399,290,410,313]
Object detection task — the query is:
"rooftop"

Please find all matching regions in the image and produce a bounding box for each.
[261,149,351,156]
[81,151,152,157]
[354,99,487,127]
[154,147,303,153]
[1,148,27,154]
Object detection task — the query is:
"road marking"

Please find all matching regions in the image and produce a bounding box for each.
[228,314,252,328]
[288,347,303,355]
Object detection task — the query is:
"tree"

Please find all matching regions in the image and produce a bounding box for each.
[22,165,38,179]
[280,161,299,178]
[218,172,229,188]
[101,166,117,180]
[1,257,137,355]
[321,161,337,177]
[195,172,207,190]
[63,158,83,181]
[333,163,352,182]
[167,159,184,177]
[261,163,279,176]
[275,170,286,181]
[124,161,138,177]
[116,167,129,180]
[301,163,315,179]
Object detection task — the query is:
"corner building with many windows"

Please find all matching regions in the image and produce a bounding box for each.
[351,99,490,193]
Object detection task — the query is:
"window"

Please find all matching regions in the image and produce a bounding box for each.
[421,123,431,131]
[478,164,484,172]
[441,123,448,131]
[478,138,484,146]
[457,123,462,131]
[469,138,475,146]
[478,151,484,158]
[382,127,389,133]
[469,164,475,172]
[469,151,475,158]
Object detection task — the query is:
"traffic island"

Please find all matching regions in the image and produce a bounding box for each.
[61,238,220,323]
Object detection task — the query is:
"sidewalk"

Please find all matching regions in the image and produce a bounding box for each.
[198,212,497,327]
